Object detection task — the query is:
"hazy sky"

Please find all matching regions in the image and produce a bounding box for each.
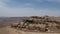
[0,0,60,17]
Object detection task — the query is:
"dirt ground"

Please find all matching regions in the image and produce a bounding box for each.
[0,26,60,34]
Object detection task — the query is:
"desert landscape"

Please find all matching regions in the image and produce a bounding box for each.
[0,0,60,34]
[0,16,60,34]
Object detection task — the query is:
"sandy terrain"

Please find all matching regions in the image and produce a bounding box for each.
[0,17,60,34]
[0,26,60,34]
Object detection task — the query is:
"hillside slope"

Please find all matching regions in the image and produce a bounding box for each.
[0,26,60,34]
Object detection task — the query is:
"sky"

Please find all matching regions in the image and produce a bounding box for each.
[0,0,60,17]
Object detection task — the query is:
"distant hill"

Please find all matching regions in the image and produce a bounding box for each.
[0,17,27,28]
[0,16,60,28]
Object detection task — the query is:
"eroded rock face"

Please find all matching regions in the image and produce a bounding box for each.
[10,16,60,32]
